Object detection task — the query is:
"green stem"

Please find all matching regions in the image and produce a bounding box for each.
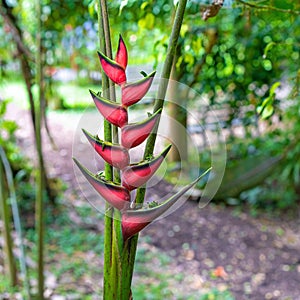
[98,2,114,299]
[99,1,124,294]
[236,0,300,15]
[144,0,188,158]
[135,0,188,205]
[120,239,137,299]
[122,0,188,296]
[98,1,123,298]
[0,146,31,298]
[35,0,45,298]
[0,162,17,287]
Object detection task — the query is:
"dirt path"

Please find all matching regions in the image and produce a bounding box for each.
[5,104,300,299]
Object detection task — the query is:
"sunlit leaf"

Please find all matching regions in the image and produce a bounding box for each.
[269,81,280,96]
[261,104,274,119]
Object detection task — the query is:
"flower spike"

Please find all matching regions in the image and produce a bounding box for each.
[122,145,172,191]
[90,90,128,128]
[82,129,130,170]
[121,168,212,241]
[121,109,161,149]
[98,51,126,85]
[115,34,128,70]
[73,158,130,211]
[122,71,156,107]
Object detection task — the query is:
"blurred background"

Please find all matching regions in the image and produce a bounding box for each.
[0,0,299,299]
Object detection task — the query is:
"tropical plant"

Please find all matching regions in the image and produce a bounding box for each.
[73,0,210,297]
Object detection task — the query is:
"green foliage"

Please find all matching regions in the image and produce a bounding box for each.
[200,288,235,300]
[0,99,35,215]
[0,99,31,175]
[0,274,18,294]
[257,82,280,119]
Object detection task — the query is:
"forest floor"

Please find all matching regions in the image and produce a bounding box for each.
[3,104,300,300]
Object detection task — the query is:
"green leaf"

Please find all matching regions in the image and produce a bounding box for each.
[256,105,263,115]
[261,104,274,119]
[175,56,183,69]
[145,13,155,29]
[192,37,202,54]
[261,96,271,107]
[269,81,280,96]
[140,2,149,10]
[180,24,188,38]
[184,53,194,66]
[263,41,276,58]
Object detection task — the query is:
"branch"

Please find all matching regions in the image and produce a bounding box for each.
[142,0,188,159]
[236,0,300,15]
[202,0,224,21]
[0,1,33,60]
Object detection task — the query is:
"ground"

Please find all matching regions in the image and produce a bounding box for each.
[2,104,300,300]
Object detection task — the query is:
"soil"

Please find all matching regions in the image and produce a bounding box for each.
[4,104,300,300]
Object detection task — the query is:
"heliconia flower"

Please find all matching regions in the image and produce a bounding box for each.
[121,169,211,241]
[121,109,161,149]
[82,129,130,170]
[122,71,156,107]
[98,52,127,85]
[122,145,171,191]
[90,90,128,128]
[73,158,130,211]
[115,34,128,70]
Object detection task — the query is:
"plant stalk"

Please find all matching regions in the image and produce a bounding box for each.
[0,161,17,287]
[135,0,188,205]
[98,1,114,298]
[98,1,122,298]
[0,146,31,298]
[35,0,45,298]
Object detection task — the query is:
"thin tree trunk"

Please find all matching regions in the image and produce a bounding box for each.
[168,52,188,163]
[0,0,55,205]
[0,162,17,287]
[0,0,36,131]
[35,0,45,298]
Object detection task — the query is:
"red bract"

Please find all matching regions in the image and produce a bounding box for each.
[122,145,172,191]
[90,90,128,128]
[121,174,205,241]
[83,129,130,170]
[122,71,156,107]
[121,109,161,149]
[98,52,126,85]
[115,35,128,70]
[73,35,210,245]
[73,158,130,211]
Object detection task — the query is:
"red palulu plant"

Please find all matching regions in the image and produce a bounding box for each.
[73,35,210,298]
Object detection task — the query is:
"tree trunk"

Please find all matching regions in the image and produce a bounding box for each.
[1,0,56,204]
[168,54,188,163]
[0,162,17,287]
